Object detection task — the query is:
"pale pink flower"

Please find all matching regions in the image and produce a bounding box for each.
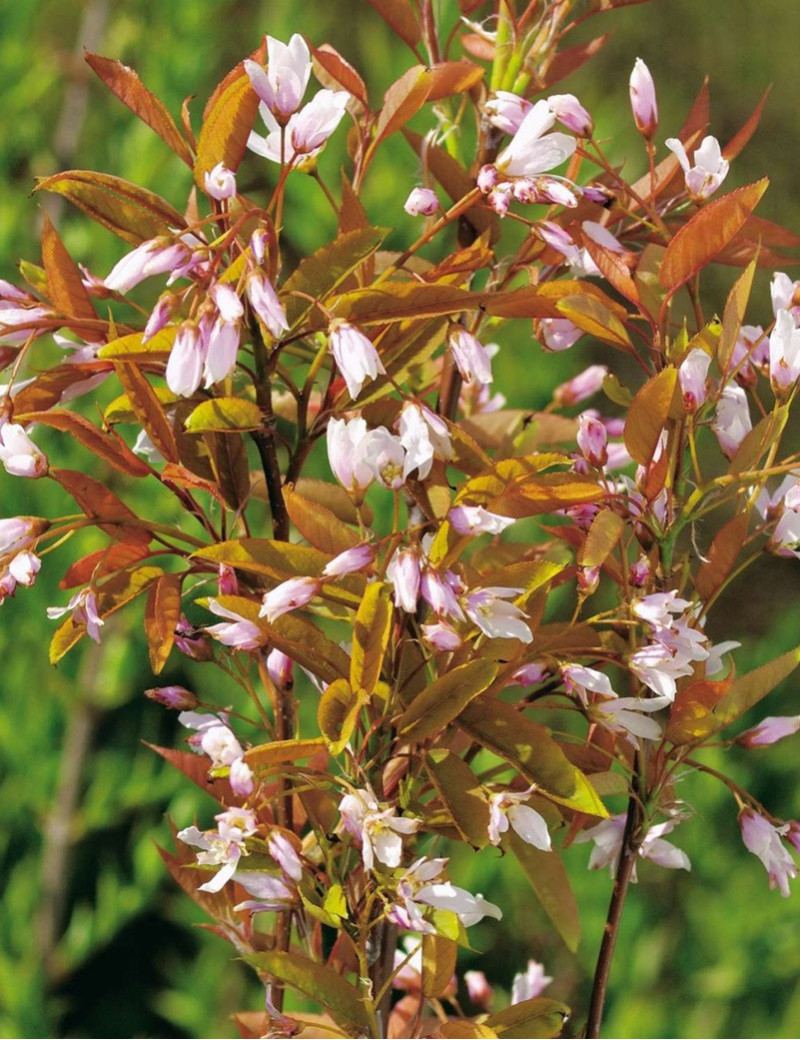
[0,303,51,345]
[47,588,103,643]
[245,34,312,120]
[476,164,500,193]
[485,91,531,135]
[576,413,608,468]
[174,615,214,661]
[629,58,658,139]
[339,786,419,871]
[679,348,712,412]
[770,272,800,320]
[329,321,385,400]
[420,569,465,620]
[534,177,581,207]
[326,416,375,492]
[363,427,406,489]
[769,308,800,393]
[553,364,608,406]
[8,550,40,586]
[205,599,264,650]
[495,100,576,178]
[166,323,205,397]
[740,809,798,897]
[144,685,199,710]
[488,789,551,850]
[582,219,626,254]
[548,93,593,136]
[509,662,549,687]
[178,807,258,892]
[665,135,729,200]
[0,517,43,557]
[0,423,47,477]
[539,317,582,352]
[143,296,173,342]
[266,648,293,689]
[234,871,296,913]
[421,619,462,651]
[104,238,194,294]
[632,590,693,627]
[397,403,452,481]
[563,663,616,706]
[203,318,240,386]
[248,90,349,165]
[268,832,303,882]
[389,857,501,932]
[576,814,690,879]
[738,716,800,748]
[246,273,289,340]
[404,187,438,216]
[594,695,671,741]
[229,757,255,796]
[728,324,767,386]
[449,504,515,536]
[511,961,552,1004]
[713,384,752,458]
[465,586,532,643]
[211,282,244,324]
[448,327,493,385]
[203,162,237,200]
[464,970,493,1009]
[387,549,421,613]
[322,543,374,579]
[259,576,319,622]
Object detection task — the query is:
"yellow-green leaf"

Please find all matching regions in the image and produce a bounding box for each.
[318,678,365,755]
[422,934,458,999]
[144,572,182,674]
[556,293,632,350]
[184,397,263,433]
[283,484,360,555]
[728,404,789,475]
[245,950,370,1034]
[719,258,757,372]
[98,327,178,359]
[624,368,678,465]
[426,750,490,848]
[194,539,328,581]
[578,509,626,568]
[194,69,259,188]
[486,997,571,1039]
[245,738,326,768]
[397,659,499,741]
[508,831,580,952]
[350,583,392,697]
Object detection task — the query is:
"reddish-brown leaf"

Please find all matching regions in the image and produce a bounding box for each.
[194,69,260,189]
[370,66,433,159]
[51,467,150,545]
[145,572,183,674]
[544,35,609,88]
[426,60,484,101]
[85,51,193,166]
[624,368,678,465]
[203,40,265,120]
[10,362,112,413]
[114,361,180,463]
[677,77,710,145]
[694,514,749,602]
[659,179,769,292]
[579,232,640,307]
[17,410,151,477]
[59,543,152,589]
[161,462,229,507]
[34,171,186,244]
[365,0,421,48]
[312,44,368,108]
[723,86,771,161]
[149,743,236,804]
[40,214,98,329]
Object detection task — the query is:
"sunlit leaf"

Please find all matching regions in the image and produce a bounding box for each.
[578,508,626,568]
[184,397,263,433]
[112,362,180,462]
[98,326,178,359]
[624,368,678,465]
[422,934,458,999]
[426,749,490,848]
[194,68,259,188]
[245,738,327,768]
[397,659,499,741]
[15,410,151,477]
[350,582,392,697]
[283,484,361,555]
[144,571,182,673]
[486,996,571,1038]
[718,258,757,372]
[318,679,365,755]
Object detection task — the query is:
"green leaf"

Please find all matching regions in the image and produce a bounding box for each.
[194,539,329,581]
[458,698,608,815]
[34,171,186,244]
[98,327,178,359]
[426,750,490,848]
[508,831,580,952]
[245,950,370,1033]
[719,257,757,372]
[184,397,263,433]
[397,659,499,741]
[422,933,458,999]
[318,678,365,755]
[660,179,769,292]
[485,997,571,1039]
[244,738,326,768]
[350,583,392,697]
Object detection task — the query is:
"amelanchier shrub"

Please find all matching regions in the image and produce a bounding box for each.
[3,0,800,1036]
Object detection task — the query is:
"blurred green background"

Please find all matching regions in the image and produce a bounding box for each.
[2,1,800,1037]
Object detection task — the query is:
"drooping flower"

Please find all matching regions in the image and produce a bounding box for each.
[448,326,493,385]
[575,814,691,879]
[511,961,553,1003]
[487,789,552,850]
[629,58,658,139]
[326,416,375,493]
[485,91,531,135]
[404,187,439,216]
[145,685,199,710]
[464,586,532,643]
[204,599,264,651]
[769,308,800,394]
[464,970,494,1009]
[397,402,452,481]
[338,786,419,871]
[259,576,319,622]
[328,321,385,400]
[713,384,752,458]
[553,364,608,406]
[665,135,729,200]
[538,317,582,352]
[166,323,205,397]
[737,715,800,748]
[739,808,798,897]
[547,93,593,136]
[389,857,502,933]
[495,100,576,178]
[387,548,421,613]
[562,663,617,706]
[576,413,608,468]
[0,422,48,477]
[104,237,197,294]
[47,588,104,643]
[449,504,515,537]
[246,273,289,340]
[322,543,374,579]
[770,272,800,321]
[363,427,406,489]
[679,347,712,412]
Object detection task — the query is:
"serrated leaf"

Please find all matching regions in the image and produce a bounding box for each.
[556,293,632,350]
[426,750,490,848]
[34,171,186,244]
[40,213,98,329]
[245,951,370,1033]
[660,179,769,292]
[283,485,360,555]
[458,698,608,815]
[85,52,193,166]
[184,397,263,433]
[398,659,499,741]
[508,831,580,952]
[350,583,392,697]
[144,572,182,673]
[194,68,259,188]
[486,997,570,1039]
[99,326,178,359]
[624,368,678,465]
[578,509,625,568]
[112,362,180,462]
[318,679,365,755]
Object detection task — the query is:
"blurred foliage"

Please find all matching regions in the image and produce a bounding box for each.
[2,1,800,1037]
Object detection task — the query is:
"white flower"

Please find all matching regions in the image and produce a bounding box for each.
[329,321,385,400]
[245,34,312,119]
[389,857,502,933]
[339,787,419,872]
[204,162,237,200]
[178,807,258,893]
[488,789,551,849]
[713,384,752,458]
[465,586,532,643]
[0,422,47,478]
[575,814,690,879]
[665,136,729,200]
[495,100,576,178]
[511,961,552,1003]
[47,588,104,643]
[449,505,515,536]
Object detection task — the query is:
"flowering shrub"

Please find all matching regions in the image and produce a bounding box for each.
[4,1,800,1036]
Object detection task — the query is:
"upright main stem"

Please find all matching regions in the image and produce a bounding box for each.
[585,763,644,1038]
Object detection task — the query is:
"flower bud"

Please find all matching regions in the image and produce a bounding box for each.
[679,348,711,413]
[737,715,800,748]
[267,648,294,689]
[553,365,608,406]
[404,187,438,216]
[629,58,658,139]
[145,685,200,710]
[465,970,494,1010]
[548,93,593,136]
[477,164,499,193]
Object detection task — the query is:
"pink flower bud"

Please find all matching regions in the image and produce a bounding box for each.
[329,321,385,400]
[713,385,752,458]
[477,164,499,193]
[229,757,255,796]
[404,187,439,216]
[267,648,294,689]
[247,273,289,340]
[769,309,800,394]
[289,90,349,156]
[250,228,269,264]
[421,619,462,651]
[578,564,601,595]
[322,542,375,579]
[259,576,319,623]
[536,177,580,208]
[629,556,652,587]
[487,184,512,217]
[629,58,658,139]
[548,93,593,136]
[204,162,237,200]
[143,296,174,343]
[448,327,493,385]
[145,685,199,710]
[0,516,47,557]
[387,549,421,613]
[8,550,40,586]
[166,323,205,397]
[0,423,47,478]
[679,348,712,412]
[737,715,800,747]
[553,365,608,406]
[174,615,214,661]
[739,808,798,897]
[577,412,608,467]
[485,91,532,135]
[539,317,582,353]
[465,970,494,1009]
[218,564,239,597]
